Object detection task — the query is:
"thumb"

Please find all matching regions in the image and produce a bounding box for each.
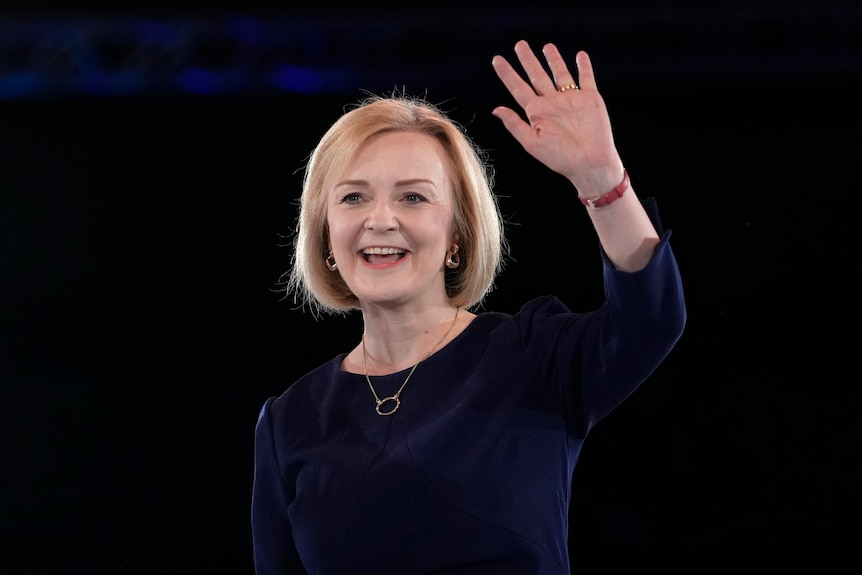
[492,106,534,148]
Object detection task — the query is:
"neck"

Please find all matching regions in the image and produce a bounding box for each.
[361,305,461,375]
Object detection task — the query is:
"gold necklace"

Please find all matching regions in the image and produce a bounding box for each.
[361,307,460,416]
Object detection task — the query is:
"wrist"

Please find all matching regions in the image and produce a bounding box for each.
[578,169,629,209]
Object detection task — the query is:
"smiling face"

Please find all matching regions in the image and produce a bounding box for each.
[326,130,456,309]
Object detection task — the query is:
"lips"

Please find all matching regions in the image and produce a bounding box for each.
[361,246,406,264]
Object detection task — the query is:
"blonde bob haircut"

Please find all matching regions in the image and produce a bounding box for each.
[284,95,506,316]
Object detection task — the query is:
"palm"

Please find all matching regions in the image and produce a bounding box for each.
[491,41,621,188]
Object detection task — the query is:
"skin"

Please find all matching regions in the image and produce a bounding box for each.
[492,40,661,272]
[339,39,662,376]
[327,131,474,375]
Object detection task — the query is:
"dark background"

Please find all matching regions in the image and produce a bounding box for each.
[2,1,860,573]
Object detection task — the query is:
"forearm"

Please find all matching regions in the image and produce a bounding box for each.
[584,186,660,272]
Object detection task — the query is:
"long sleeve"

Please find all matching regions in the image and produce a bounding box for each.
[252,397,308,575]
[248,199,685,573]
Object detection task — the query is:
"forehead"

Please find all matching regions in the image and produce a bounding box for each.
[343,131,452,178]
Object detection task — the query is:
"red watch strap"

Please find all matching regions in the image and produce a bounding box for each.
[579,169,630,208]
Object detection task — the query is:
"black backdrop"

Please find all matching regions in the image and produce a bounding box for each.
[2,2,860,573]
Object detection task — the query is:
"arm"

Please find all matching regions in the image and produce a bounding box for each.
[252,398,308,575]
[491,40,659,272]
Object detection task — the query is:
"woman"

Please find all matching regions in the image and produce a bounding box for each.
[251,40,686,574]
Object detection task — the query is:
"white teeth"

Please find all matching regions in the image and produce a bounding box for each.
[362,247,405,255]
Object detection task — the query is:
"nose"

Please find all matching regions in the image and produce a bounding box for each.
[365,199,398,231]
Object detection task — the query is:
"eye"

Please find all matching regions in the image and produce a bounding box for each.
[404,192,428,204]
[339,192,363,204]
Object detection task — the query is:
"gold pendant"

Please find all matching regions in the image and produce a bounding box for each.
[375,395,401,416]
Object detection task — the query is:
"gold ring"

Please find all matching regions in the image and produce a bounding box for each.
[558,83,578,92]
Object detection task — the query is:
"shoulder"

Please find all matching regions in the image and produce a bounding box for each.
[261,355,346,422]
[467,295,580,347]
[473,295,574,328]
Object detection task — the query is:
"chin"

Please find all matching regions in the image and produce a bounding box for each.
[359,292,409,306]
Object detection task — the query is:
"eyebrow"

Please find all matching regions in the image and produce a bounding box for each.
[334,178,436,189]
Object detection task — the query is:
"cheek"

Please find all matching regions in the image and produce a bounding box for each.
[326,214,355,253]
[437,213,458,245]
[325,209,340,239]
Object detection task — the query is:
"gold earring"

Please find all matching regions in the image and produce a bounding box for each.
[445,243,460,269]
[326,251,337,271]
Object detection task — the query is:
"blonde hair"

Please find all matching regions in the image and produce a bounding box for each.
[282,95,506,316]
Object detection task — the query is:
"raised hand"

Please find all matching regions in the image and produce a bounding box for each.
[491,40,624,198]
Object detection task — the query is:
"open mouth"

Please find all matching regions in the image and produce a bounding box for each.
[362,247,406,264]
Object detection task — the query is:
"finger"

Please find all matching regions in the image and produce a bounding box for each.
[491,54,537,111]
[575,51,597,91]
[491,106,535,149]
[512,40,557,96]
[541,43,577,90]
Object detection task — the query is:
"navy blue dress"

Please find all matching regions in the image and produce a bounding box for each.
[252,213,686,574]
